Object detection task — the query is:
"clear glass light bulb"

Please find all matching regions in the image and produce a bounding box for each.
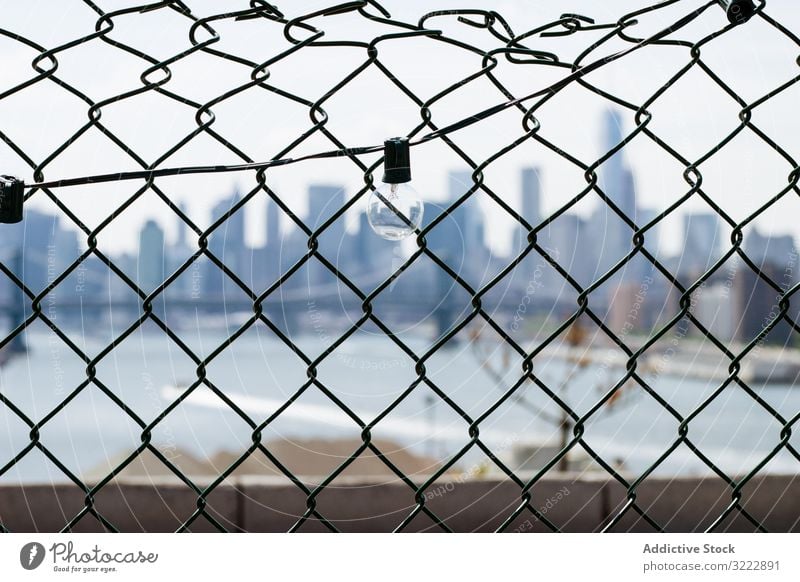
[367,182,424,241]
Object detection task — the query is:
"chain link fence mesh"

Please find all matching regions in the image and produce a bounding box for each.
[0,0,798,532]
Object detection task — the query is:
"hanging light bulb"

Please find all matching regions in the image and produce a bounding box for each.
[367,137,424,241]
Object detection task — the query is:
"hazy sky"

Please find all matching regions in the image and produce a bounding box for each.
[0,0,799,257]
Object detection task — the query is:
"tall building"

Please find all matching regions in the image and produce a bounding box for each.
[521,167,542,227]
[600,110,636,219]
[733,228,798,344]
[21,210,58,292]
[591,110,639,285]
[205,187,246,296]
[429,170,489,282]
[352,210,396,281]
[0,210,80,297]
[308,185,345,239]
[0,210,79,338]
[354,211,373,272]
[165,202,192,297]
[53,227,80,296]
[448,171,485,261]
[744,228,796,270]
[695,284,736,342]
[266,197,280,249]
[138,219,165,292]
[638,207,660,257]
[307,184,346,286]
[514,167,542,254]
[735,262,793,344]
[211,188,245,258]
[681,212,721,275]
[262,196,282,286]
[175,201,189,249]
[423,170,488,336]
[538,213,592,289]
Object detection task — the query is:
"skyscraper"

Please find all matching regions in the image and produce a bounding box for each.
[308,185,345,238]
[538,212,592,288]
[354,211,373,271]
[176,201,189,249]
[439,170,488,281]
[451,171,484,257]
[514,167,542,254]
[260,196,282,287]
[639,207,660,256]
[600,110,636,219]
[138,219,165,292]
[307,184,346,285]
[424,171,486,336]
[592,110,639,283]
[0,210,78,295]
[266,196,280,249]
[681,212,721,275]
[166,202,192,297]
[205,187,246,295]
[744,227,796,269]
[521,167,542,228]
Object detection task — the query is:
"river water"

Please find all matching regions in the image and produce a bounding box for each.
[1,326,798,483]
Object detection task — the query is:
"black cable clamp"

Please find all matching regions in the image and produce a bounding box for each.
[717,0,757,25]
[0,176,24,223]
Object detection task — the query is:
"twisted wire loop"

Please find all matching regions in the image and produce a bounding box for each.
[0,0,796,532]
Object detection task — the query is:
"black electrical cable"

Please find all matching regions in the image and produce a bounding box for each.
[23,0,724,191]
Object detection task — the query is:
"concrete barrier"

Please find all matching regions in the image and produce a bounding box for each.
[0,474,797,532]
[0,480,239,532]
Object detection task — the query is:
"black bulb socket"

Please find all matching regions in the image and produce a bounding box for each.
[717,0,757,25]
[0,176,24,224]
[382,137,411,184]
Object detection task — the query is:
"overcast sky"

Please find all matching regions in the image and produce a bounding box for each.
[0,0,799,257]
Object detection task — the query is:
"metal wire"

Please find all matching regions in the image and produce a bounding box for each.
[0,0,798,532]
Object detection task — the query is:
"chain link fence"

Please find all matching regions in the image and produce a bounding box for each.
[0,0,798,532]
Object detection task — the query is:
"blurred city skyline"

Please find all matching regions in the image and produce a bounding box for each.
[1,0,800,258]
[2,108,798,349]
[8,107,798,260]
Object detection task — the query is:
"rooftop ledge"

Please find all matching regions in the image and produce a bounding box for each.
[0,473,797,532]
